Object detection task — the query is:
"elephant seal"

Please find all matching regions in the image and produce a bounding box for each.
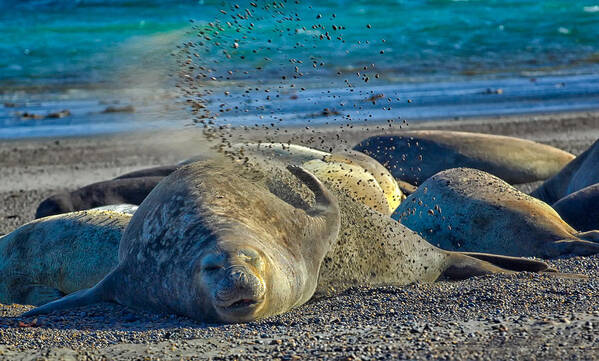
[25,160,341,322]
[354,130,574,185]
[322,150,404,213]
[302,159,392,215]
[552,183,599,232]
[0,210,130,306]
[24,159,552,322]
[35,176,163,219]
[393,167,599,258]
[532,139,599,204]
[91,204,139,215]
[114,165,179,179]
[231,143,404,214]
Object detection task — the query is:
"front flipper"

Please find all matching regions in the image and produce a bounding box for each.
[21,274,114,317]
[439,252,553,281]
[23,285,65,306]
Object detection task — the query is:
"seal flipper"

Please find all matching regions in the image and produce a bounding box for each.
[23,285,65,306]
[439,252,553,281]
[21,272,115,317]
[460,252,552,272]
[577,231,599,243]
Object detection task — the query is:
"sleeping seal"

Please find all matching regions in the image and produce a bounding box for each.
[91,204,139,215]
[354,130,574,185]
[35,177,164,219]
[0,210,130,305]
[24,159,552,322]
[552,183,599,232]
[24,160,341,322]
[532,139,599,204]
[393,167,599,258]
[232,143,404,214]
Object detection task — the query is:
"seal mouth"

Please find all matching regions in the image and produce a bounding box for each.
[215,296,264,315]
[227,298,258,309]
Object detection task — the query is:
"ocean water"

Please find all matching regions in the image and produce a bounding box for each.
[1,0,599,138]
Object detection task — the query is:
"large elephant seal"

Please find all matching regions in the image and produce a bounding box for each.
[353,130,574,185]
[24,159,552,322]
[0,210,130,306]
[322,150,404,213]
[552,183,599,232]
[302,159,392,215]
[25,160,341,322]
[393,167,599,258]
[231,143,404,214]
[35,176,164,219]
[532,139,599,204]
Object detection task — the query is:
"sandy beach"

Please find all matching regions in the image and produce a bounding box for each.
[1,110,599,360]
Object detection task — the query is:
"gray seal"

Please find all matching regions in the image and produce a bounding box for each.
[353,130,574,185]
[393,167,599,258]
[23,159,552,323]
[0,210,130,305]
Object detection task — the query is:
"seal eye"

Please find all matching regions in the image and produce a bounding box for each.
[201,254,223,273]
[203,265,221,272]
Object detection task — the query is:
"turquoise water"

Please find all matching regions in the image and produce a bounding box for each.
[1,0,599,138]
[2,0,599,85]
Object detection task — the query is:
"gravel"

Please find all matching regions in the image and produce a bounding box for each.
[1,111,598,360]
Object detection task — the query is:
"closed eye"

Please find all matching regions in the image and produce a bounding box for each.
[203,264,222,272]
[201,254,224,273]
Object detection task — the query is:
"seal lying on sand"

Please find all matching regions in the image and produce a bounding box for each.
[24,159,551,322]
[91,204,139,215]
[113,165,178,179]
[393,167,599,258]
[552,184,599,232]
[35,176,164,219]
[232,143,404,214]
[531,139,599,204]
[0,210,130,306]
[353,130,574,185]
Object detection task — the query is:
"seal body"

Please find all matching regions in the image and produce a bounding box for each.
[24,159,552,322]
[393,168,599,258]
[25,159,340,322]
[532,139,599,204]
[354,130,574,185]
[35,177,164,218]
[0,210,129,305]
[233,143,403,215]
[552,183,599,232]
[91,204,139,215]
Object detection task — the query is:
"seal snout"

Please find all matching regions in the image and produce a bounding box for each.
[215,265,266,310]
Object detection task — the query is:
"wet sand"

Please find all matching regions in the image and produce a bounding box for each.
[1,110,598,360]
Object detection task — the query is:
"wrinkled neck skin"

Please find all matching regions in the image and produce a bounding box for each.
[192,225,314,323]
[118,221,314,323]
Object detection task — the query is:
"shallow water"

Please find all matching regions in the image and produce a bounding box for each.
[1,0,599,138]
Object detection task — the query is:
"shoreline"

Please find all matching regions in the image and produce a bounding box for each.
[0,110,598,360]
[2,71,598,140]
